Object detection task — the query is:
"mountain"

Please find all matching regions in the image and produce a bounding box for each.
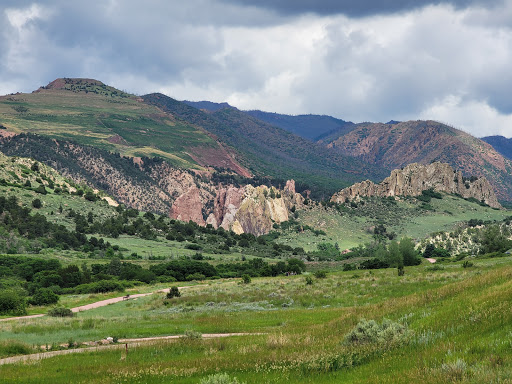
[142,93,389,199]
[243,111,355,141]
[481,135,512,160]
[331,162,501,209]
[322,120,512,201]
[0,134,307,235]
[183,100,233,112]
[0,133,210,214]
[0,78,248,175]
[183,102,355,141]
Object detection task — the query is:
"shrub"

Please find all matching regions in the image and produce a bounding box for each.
[343,263,356,271]
[34,185,47,195]
[186,273,205,281]
[241,274,251,284]
[305,276,313,285]
[182,330,202,339]
[73,280,124,294]
[462,261,474,268]
[0,341,33,357]
[314,270,327,279]
[48,307,74,317]
[166,286,181,299]
[200,373,245,384]
[344,318,411,347]
[29,288,59,306]
[84,191,98,202]
[0,290,26,316]
[441,359,468,382]
[31,199,42,209]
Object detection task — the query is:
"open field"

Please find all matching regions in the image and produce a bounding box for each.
[277,195,511,252]
[1,256,511,383]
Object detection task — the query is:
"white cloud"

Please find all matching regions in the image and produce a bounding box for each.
[0,1,512,137]
[418,96,512,137]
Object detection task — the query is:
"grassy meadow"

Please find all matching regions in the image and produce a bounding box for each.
[1,256,512,383]
[277,194,510,252]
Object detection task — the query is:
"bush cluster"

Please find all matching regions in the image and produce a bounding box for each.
[344,318,411,347]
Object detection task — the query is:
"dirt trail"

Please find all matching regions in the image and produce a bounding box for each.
[0,284,207,322]
[0,333,260,365]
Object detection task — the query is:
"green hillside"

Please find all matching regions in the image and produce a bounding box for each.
[275,193,510,252]
[143,93,389,199]
[0,78,222,169]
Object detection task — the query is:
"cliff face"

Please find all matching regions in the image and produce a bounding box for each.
[331,162,501,209]
[0,134,302,236]
[204,182,304,236]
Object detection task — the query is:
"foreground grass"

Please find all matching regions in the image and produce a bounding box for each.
[1,258,511,382]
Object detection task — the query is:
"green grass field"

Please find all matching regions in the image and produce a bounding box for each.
[1,257,511,383]
[277,195,510,252]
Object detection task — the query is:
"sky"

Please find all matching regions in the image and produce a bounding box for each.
[1,0,512,138]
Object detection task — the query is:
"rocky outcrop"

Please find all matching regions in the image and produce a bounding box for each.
[331,162,502,209]
[205,182,304,236]
[230,185,291,236]
[0,133,303,235]
[207,186,245,230]
[324,120,512,201]
[169,186,206,225]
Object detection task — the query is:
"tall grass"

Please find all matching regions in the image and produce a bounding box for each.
[1,259,511,382]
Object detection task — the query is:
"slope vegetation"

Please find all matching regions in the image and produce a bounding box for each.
[482,135,512,160]
[0,78,247,174]
[243,110,355,141]
[143,93,388,199]
[0,134,213,214]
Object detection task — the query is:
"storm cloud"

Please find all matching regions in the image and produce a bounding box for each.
[1,0,512,137]
[220,0,503,17]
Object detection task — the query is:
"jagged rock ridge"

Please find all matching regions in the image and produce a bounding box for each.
[173,180,304,236]
[331,162,501,209]
[1,134,302,236]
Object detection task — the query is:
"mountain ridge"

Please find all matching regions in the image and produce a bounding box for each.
[322,120,512,201]
[143,92,389,199]
[481,135,512,160]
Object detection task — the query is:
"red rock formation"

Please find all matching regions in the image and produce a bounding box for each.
[169,186,205,225]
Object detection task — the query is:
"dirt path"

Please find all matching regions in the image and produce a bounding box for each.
[0,284,207,322]
[0,333,260,365]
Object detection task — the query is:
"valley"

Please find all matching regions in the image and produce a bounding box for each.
[0,79,512,383]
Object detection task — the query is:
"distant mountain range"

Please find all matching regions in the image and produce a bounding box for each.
[481,136,512,160]
[1,78,511,203]
[184,100,355,141]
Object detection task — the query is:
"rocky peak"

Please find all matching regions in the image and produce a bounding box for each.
[331,162,502,209]
[202,180,304,236]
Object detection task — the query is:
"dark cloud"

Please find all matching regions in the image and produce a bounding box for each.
[0,0,511,137]
[220,0,503,17]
